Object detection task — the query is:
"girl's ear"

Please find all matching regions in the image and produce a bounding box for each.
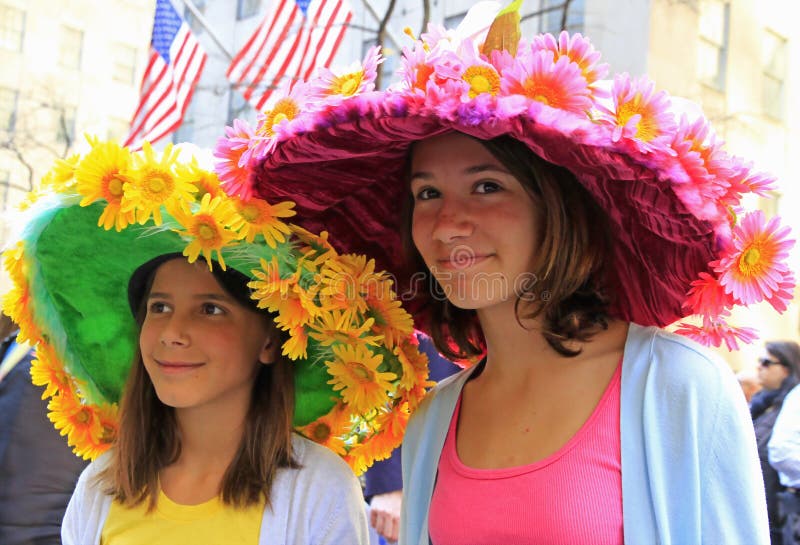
[258,328,280,365]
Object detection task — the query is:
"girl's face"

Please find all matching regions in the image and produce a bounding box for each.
[410,132,541,310]
[139,258,276,412]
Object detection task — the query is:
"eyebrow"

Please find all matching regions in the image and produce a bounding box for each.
[147,292,231,301]
[410,163,511,182]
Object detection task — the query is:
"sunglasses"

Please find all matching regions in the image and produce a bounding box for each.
[759,358,783,368]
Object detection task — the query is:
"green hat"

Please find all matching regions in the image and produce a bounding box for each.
[2,138,429,474]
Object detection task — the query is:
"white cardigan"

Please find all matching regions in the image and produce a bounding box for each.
[62,434,370,545]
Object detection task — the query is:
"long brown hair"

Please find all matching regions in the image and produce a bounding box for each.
[403,134,616,358]
[99,260,298,510]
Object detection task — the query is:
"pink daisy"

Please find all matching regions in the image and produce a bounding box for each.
[309,45,382,103]
[501,50,592,114]
[399,42,440,93]
[598,74,676,154]
[531,31,609,90]
[213,119,258,200]
[681,271,733,317]
[715,210,795,308]
[675,316,758,351]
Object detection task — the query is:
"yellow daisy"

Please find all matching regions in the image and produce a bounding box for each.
[232,196,296,247]
[75,403,117,460]
[122,142,196,225]
[47,393,102,459]
[176,158,224,203]
[366,280,414,349]
[318,254,382,318]
[282,326,309,360]
[249,256,300,312]
[308,310,384,347]
[326,343,395,414]
[171,193,240,270]
[394,338,432,392]
[291,225,336,266]
[1,243,41,345]
[297,403,351,456]
[30,344,75,399]
[74,139,136,231]
[41,153,80,192]
[274,284,322,330]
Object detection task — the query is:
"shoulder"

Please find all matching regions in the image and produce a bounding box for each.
[626,324,737,389]
[284,434,360,491]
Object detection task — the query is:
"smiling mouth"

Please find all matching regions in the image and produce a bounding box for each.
[155,360,204,373]
[436,254,491,270]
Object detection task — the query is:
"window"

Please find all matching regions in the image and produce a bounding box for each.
[0,87,17,132]
[59,26,84,69]
[184,0,206,34]
[697,0,729,91]
[237,0,260,20]
[56,106,77,146]
[0,5,24,51]
[112,44,137,84]
[539,0,585,34]
[0,168,10,211]
[762,30,787,121]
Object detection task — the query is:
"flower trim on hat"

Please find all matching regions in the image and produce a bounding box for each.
[215,22,795,350]
[2,138,429,473]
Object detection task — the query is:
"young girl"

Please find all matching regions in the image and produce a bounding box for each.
[211,4,794,544]
[3,140,429,544]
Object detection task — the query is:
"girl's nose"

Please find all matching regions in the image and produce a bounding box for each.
[431,200,474,243]
[159,316,190,347]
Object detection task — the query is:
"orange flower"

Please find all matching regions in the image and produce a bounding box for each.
[297,403,351,456]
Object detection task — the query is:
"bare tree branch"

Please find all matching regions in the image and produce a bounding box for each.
[375,0,398,89]
[420,0,431,39]
[560,0,573,30]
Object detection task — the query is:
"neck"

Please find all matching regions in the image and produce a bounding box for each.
[174,398,250,469]
[475,300,628,381]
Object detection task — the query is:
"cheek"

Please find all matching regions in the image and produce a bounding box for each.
[411,211,432,256]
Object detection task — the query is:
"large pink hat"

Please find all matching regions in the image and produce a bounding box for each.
[213,4,794,350]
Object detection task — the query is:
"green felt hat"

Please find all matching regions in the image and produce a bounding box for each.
[2,139,429,473]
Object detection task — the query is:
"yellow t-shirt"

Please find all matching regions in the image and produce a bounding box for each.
[100,491,264,545]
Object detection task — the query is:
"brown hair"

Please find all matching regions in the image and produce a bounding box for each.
[403,134,616,358]
[99,261,298,510]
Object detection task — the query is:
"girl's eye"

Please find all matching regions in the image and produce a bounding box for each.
[148,301,170,314]
[201,303,225,316]
[414,187,440,201]
[474,181,501,194]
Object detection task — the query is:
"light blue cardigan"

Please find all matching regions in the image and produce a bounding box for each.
[400,324,769,545]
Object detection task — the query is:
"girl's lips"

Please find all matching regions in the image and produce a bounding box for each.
[435,254,491,270]
[156,360,204,374]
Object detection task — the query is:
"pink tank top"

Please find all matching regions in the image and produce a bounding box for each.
[428,361,624,545]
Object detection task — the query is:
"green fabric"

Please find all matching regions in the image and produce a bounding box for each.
[30,201,335,426]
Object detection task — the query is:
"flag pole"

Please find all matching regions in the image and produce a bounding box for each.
[359,0,404,50]
[180,0,234,60]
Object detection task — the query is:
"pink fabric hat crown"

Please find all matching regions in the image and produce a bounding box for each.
[213,3,795,350]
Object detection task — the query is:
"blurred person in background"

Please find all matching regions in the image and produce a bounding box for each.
[740,369,763,404]
[754,341,800,545]
[0,312,88,544]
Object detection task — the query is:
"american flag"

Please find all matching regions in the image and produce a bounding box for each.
[226,0,353,111]
[124,0,207,149]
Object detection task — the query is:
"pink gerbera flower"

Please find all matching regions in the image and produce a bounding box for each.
[501,50,592,114]
[675,316,758,351]
[400,42,440,93]
[213,119,258,200]
[681,271,733,317]
[459,44,501,99]
[531,32,608,90]
[598,74,676,154]
[309,46,382,102]
[715,210,795,309]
